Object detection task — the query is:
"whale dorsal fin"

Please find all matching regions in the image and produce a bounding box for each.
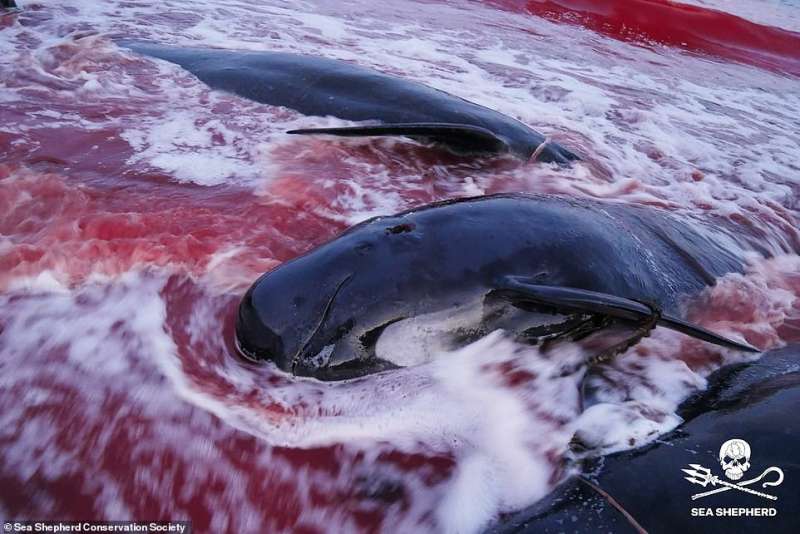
[495,276,758,353]
[287,122,509,154]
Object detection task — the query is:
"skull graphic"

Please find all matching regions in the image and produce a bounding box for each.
[719,438,751,481]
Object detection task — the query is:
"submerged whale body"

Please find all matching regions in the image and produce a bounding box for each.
[118,41,579,163]
[234,194,756,381]
[494,344,800,533]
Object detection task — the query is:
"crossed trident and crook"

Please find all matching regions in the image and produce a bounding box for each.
[683,464,785,501]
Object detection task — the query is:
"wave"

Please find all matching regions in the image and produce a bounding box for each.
[488,0,800,76]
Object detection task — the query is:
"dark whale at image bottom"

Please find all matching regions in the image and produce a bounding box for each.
[492,343,800,534]
[234,193,758,383]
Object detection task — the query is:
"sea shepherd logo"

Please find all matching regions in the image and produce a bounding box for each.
[683,438,785,517]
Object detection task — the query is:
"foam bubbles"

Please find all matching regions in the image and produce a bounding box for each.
[2,0,800,532]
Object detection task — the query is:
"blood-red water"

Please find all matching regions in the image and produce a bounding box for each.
[1,1,799,532]
[489,0,800,76]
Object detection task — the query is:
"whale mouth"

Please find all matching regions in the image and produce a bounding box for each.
[233,331,261,364]
[291,273,354,375]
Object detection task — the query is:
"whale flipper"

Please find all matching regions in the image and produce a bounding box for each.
[118,41,581,162]
[496,277,758,353]
[287,123,509,155]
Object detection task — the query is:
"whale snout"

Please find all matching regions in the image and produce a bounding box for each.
[234,287,286,365]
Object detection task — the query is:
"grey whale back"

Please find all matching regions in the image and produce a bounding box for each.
[235,194,753,380]
[118,41,580,163]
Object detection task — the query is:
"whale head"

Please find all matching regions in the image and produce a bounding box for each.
[234,261,357,375]
[233,219,411,379]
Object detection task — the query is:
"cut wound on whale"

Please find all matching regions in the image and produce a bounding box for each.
[385,223,415,234]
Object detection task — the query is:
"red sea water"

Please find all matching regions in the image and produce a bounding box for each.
[1,1,799,532]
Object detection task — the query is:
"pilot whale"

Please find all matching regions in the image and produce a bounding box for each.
[234,194,757,381]
[118,41,579,164]
[494,344,800,533]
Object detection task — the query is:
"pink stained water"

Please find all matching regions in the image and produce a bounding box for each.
[1,1,799,533]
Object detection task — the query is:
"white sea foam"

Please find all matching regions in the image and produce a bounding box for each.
[2,0,799,532]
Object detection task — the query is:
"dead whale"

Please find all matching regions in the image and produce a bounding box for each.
[118,41,579,163]
[234,194,757,381]
[493,344,800,533]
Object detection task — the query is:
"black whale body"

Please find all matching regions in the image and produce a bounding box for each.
[493,344,800,534]
[234,194,756,380]
[118,41,579,163]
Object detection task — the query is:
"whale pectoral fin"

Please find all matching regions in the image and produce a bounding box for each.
[495,277,759,353]
[287,123,509,154]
